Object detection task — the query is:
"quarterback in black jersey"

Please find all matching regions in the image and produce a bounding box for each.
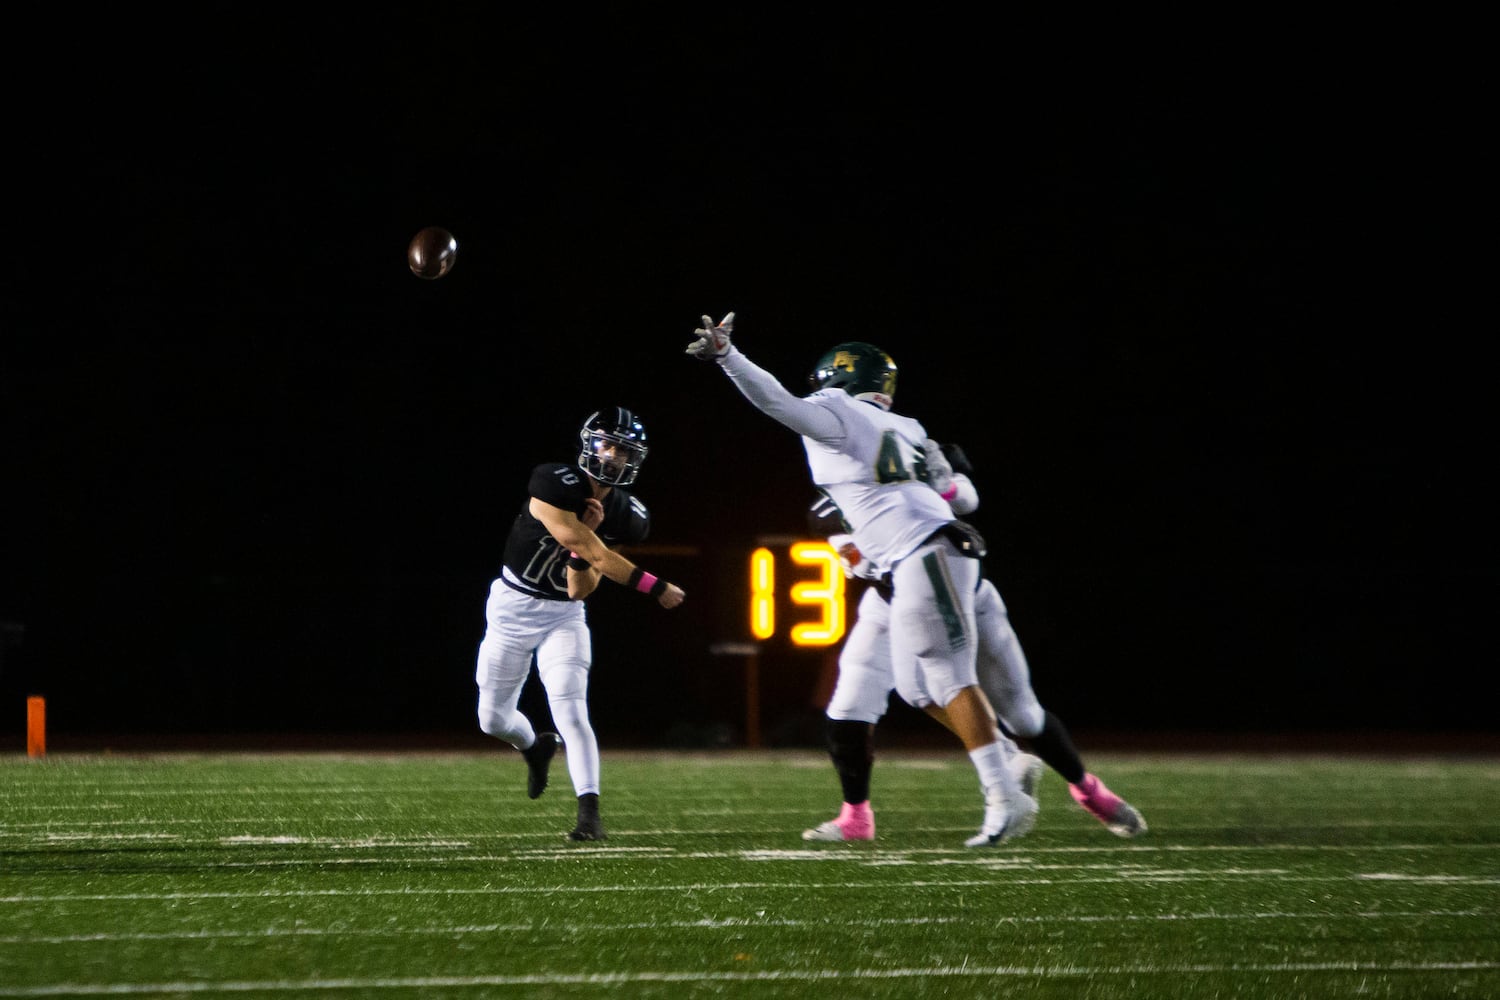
[474,408,684,841]
[498,461,652,601]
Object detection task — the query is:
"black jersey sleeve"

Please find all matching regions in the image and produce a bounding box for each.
[528,463,591,514]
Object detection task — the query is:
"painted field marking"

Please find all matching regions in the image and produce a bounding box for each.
[6,869,1500,905]
[1,837,1497,862]
[0,960,1496,996]
[0,908,1493,946]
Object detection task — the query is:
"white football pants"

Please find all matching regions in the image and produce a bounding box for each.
[474,577,601,797]
[827,572,1046,739]
[889,535,982,710]
[973,578,1046,738]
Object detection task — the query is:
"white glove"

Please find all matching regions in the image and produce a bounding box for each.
[923,438,955,496]
[686,312,734,360]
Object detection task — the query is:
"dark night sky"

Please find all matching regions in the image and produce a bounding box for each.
[2,16,1493,743]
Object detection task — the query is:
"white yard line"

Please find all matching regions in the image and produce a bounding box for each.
[2,830,1497,854]
[0,909,1492,946]
[5,870,1499,905]
[0,961,1495,996]
[3,817,1500,842]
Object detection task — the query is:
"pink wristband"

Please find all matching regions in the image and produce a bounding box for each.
[634,571,659,594]
[940,483,959,502]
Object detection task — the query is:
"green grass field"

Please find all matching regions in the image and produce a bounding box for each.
[2,748,1497,998]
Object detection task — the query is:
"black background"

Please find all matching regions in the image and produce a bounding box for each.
[2,15,1492,748]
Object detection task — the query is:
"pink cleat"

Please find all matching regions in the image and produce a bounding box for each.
[802,800,875,841]
[1069,773,1147,838]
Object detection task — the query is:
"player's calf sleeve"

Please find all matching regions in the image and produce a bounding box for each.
[826,717,875,805]
[1028,711,1086,785]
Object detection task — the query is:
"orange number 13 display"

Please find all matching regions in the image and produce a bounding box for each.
[749,542,846,646]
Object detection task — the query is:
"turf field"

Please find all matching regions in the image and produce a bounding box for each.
[1,748,1496,998]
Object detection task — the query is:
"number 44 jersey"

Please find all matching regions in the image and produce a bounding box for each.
[802,388,954,573]
[499,462,651,601]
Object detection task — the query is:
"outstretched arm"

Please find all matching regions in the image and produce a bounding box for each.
[687,313,844,443]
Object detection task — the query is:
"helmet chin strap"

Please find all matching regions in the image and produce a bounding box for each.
[852,391,893,411]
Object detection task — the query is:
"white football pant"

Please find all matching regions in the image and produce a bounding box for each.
[889,535,982,711]
[474,577,601,796]
[827,570,1046,740]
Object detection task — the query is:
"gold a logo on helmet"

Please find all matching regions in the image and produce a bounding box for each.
[832,351,859,371]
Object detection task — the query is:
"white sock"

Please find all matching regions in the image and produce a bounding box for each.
[969,741,1016,798]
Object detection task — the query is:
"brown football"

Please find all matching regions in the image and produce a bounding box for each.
[407,226,458,279]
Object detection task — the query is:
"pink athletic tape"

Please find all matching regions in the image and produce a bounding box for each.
[635,571,659,594]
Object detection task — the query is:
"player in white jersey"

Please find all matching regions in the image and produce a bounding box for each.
[803,445,1148,841]
[474,407,685,841]
[687,313,1036,846]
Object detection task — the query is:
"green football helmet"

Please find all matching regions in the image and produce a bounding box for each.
[807,342,898,408]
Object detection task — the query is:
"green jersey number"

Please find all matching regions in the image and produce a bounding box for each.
[875,431,928,485]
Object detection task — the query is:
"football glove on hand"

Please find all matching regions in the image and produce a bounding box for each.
[686,312,734,360]
[923,438,955,496]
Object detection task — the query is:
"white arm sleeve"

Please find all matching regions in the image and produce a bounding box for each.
[718,347,844,442]
[946,473,980,516]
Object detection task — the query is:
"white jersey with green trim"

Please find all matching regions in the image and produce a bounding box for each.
[717,347,953,570]
[803,390,953,569]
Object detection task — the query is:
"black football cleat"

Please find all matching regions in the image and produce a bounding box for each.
[521,733,562,800]
[567,819,606,841]
[568,792,606,841]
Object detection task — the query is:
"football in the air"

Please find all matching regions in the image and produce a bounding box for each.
[407,226,458,279]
